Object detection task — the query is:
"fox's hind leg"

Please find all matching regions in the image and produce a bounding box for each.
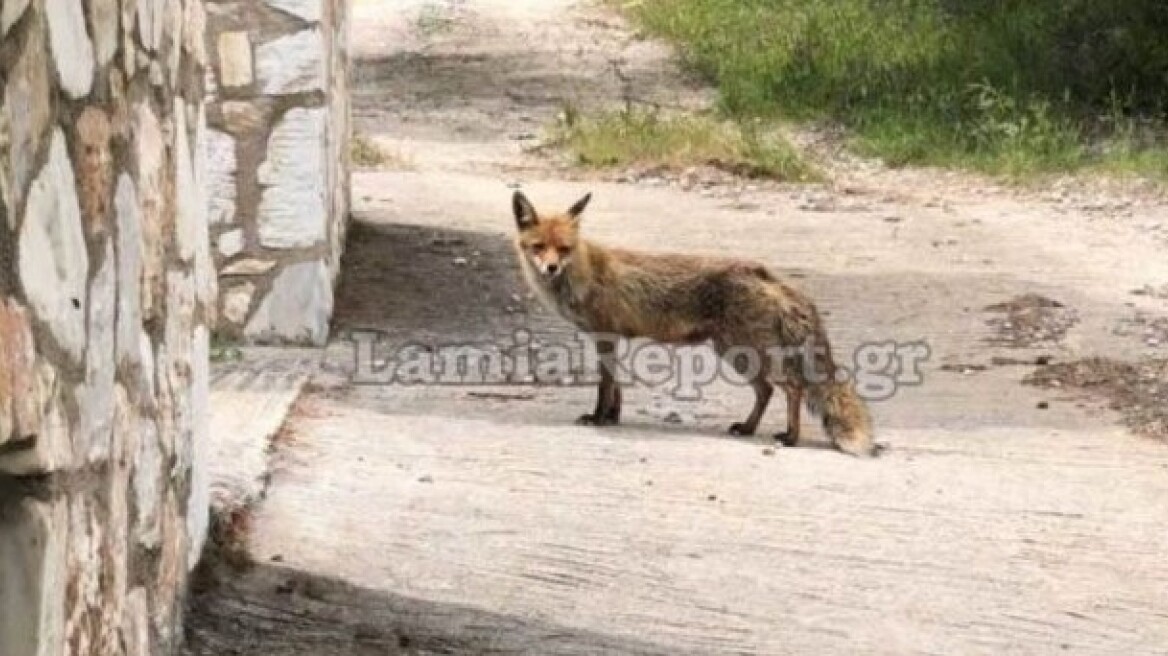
[775,384,802,447]
[729,379,773,436]
[608,383,622,422]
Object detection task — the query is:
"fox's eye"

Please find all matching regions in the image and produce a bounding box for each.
[557,247,571,256]
[530,242,546,252]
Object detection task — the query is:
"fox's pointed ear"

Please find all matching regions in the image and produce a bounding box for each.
[567,192,592,221]
[513,191,537,229]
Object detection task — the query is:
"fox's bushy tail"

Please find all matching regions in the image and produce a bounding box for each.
[806,380,876,457]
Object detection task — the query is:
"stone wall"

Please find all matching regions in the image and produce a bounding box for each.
[0,1,213,654]
[204,0,350,346]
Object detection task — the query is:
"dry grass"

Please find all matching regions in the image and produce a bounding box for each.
[549,106,819,181]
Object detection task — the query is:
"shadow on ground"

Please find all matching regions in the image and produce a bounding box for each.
[335,219,523,336]
[184,561,692,656]
[351,45,704,137]
[332,217,573,348]
[353,51,602,105]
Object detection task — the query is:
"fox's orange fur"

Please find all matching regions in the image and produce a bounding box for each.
[511,191,875,456]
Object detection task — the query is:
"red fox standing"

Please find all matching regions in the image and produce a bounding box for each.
[511,191,877,457]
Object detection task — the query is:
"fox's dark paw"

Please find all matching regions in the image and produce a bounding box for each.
[728,423,756,437]
[577,413,618,426]
[774,431,799,447]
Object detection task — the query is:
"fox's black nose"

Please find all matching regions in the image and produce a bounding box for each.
[546,263,559,274]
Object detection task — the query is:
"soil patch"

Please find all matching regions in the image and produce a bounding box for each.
[1024,357,1168,441]
[984,293,1079,347]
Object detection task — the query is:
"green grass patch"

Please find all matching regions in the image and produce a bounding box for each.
[414,2,458,36]
[550,106,820,181]
[616,0,1168,179]
[350,134,411,170]
[350,134,390,168]
[210,339,243,364]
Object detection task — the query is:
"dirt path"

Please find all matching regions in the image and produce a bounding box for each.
[187,1,1168,654]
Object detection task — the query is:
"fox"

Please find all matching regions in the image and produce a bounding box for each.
[510,190,876,457]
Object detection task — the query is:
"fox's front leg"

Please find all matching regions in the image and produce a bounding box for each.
[578,364,621,426]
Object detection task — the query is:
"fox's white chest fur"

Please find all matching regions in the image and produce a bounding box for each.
[517,253,589,328]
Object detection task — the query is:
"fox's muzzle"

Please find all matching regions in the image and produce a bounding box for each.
[534,256,569,279]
